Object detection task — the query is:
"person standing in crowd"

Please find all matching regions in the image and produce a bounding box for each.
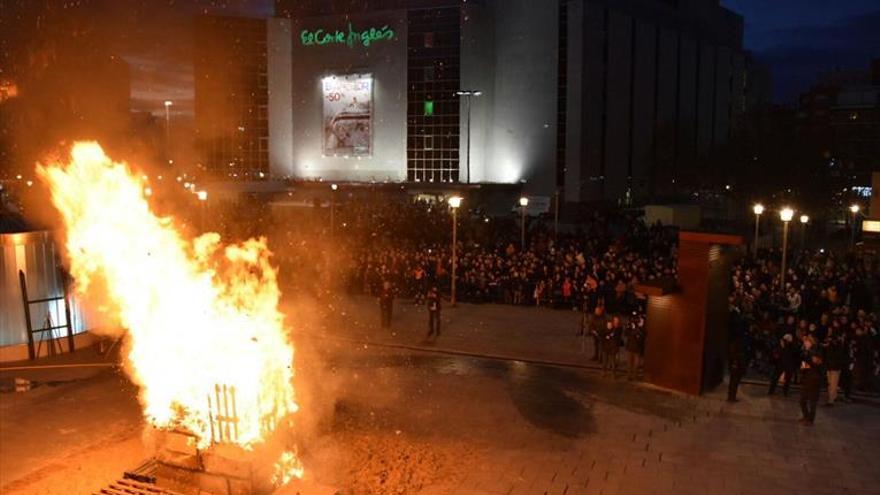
[823,333,845,406]
[426,286,442,340]
[799,352,824,426]
[591,297,606,362]
[379,280,394,329]
[728,301,746,402]
[625,315,646,381]
[601,317,622,378]
[769,334,799,396]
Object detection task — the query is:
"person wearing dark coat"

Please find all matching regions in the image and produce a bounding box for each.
[625,316,646,381]
[601,317,622,378]
[799,353,824,425]
[728,304,747,402]
[768,334,799,396]
[379,281,394,329]
[823,335,846,405]
[426,286,442,339]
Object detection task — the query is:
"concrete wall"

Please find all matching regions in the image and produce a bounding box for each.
[481,0,559,195]
[563,0,746,203]
[267,18,294,178]
[288,11,408,182]
[461,2,495,185]
[564,0,585,202]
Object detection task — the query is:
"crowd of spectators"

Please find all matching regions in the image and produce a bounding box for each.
[730,249,879,395]
[211,195,877,390]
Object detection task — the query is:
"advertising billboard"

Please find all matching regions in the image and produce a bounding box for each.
[322,74,372,157]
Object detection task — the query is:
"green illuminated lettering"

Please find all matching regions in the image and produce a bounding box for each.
[300,23,395,48]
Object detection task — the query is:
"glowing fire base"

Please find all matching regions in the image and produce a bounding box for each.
[147,428,282,495]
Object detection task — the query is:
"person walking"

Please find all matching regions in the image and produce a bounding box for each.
[426,286,442,340]
[823,334,845,406]
[768,334,798,396]
[728,302,746,402]
[799,352,824,425]
[625,315,646,381]
[379,280,394,329]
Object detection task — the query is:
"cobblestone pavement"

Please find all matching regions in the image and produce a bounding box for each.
[292,295,880,494]
[2,297,878,495]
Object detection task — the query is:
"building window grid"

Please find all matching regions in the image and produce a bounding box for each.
[407,6,461,183]
[195,16,269,178]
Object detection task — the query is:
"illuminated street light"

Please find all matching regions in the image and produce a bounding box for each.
[752,203,764,255]
[850,204,861,249]
[800,215,809,249]
[330,184,339,234]
[144,187,152,197]
[197,190,207,201]
[519,197,529,251]
[456,90,482,184]
[780,207,794,290]
[164,100,173,165]
[448,196,463,305]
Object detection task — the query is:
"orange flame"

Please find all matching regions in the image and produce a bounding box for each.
[38,142,301,477]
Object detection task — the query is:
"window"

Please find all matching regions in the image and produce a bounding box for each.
[424,100,434,116]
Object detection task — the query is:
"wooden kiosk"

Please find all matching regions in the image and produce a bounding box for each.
[637,231,744,395]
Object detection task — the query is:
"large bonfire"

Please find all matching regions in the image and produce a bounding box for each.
[38,142,302,482]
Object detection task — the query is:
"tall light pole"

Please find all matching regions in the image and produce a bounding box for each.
[197,190,208,231]
[448,196,463,306]
[456,90,482,184]
[164,100,173,158]
[849,204,860,249]
[554,189,560,239]
[780,207,794,290]
[330,183,338,235]
[752,203,764,256]
[800,214,809,249]
[519,196,529,252]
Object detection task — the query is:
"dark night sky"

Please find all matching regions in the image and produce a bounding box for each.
[721,0,879,103]
[128,0,879,115]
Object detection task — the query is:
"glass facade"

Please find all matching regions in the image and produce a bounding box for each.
[194,16,269,179]
[406,5,461,183]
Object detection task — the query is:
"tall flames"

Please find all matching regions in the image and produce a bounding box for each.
[38,142,302,479]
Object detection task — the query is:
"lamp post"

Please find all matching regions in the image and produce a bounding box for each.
[800,214,809,249]
[519,196,529,252]
[330,183,338,235]
[197,190,208,231]
[849,204,860,249]
[752,203,764,256]
[164,100,173,159]
[448,196,463,306]
[554,189,560,239]
[456,90,482,184]
[779,207,794,290]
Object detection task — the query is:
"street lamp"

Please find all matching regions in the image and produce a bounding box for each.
[519,196,529,251]
[456,90,482,184]
[554,189,560,239]
[800,214,809,249]
[330,184,338,235]
[197,190,208,231]
[448,196,463,306]
[752,203,764,256]
[779,207,794,290]
[849,204,861,249]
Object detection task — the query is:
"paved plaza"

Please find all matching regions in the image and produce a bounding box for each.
[1,297,878,495]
